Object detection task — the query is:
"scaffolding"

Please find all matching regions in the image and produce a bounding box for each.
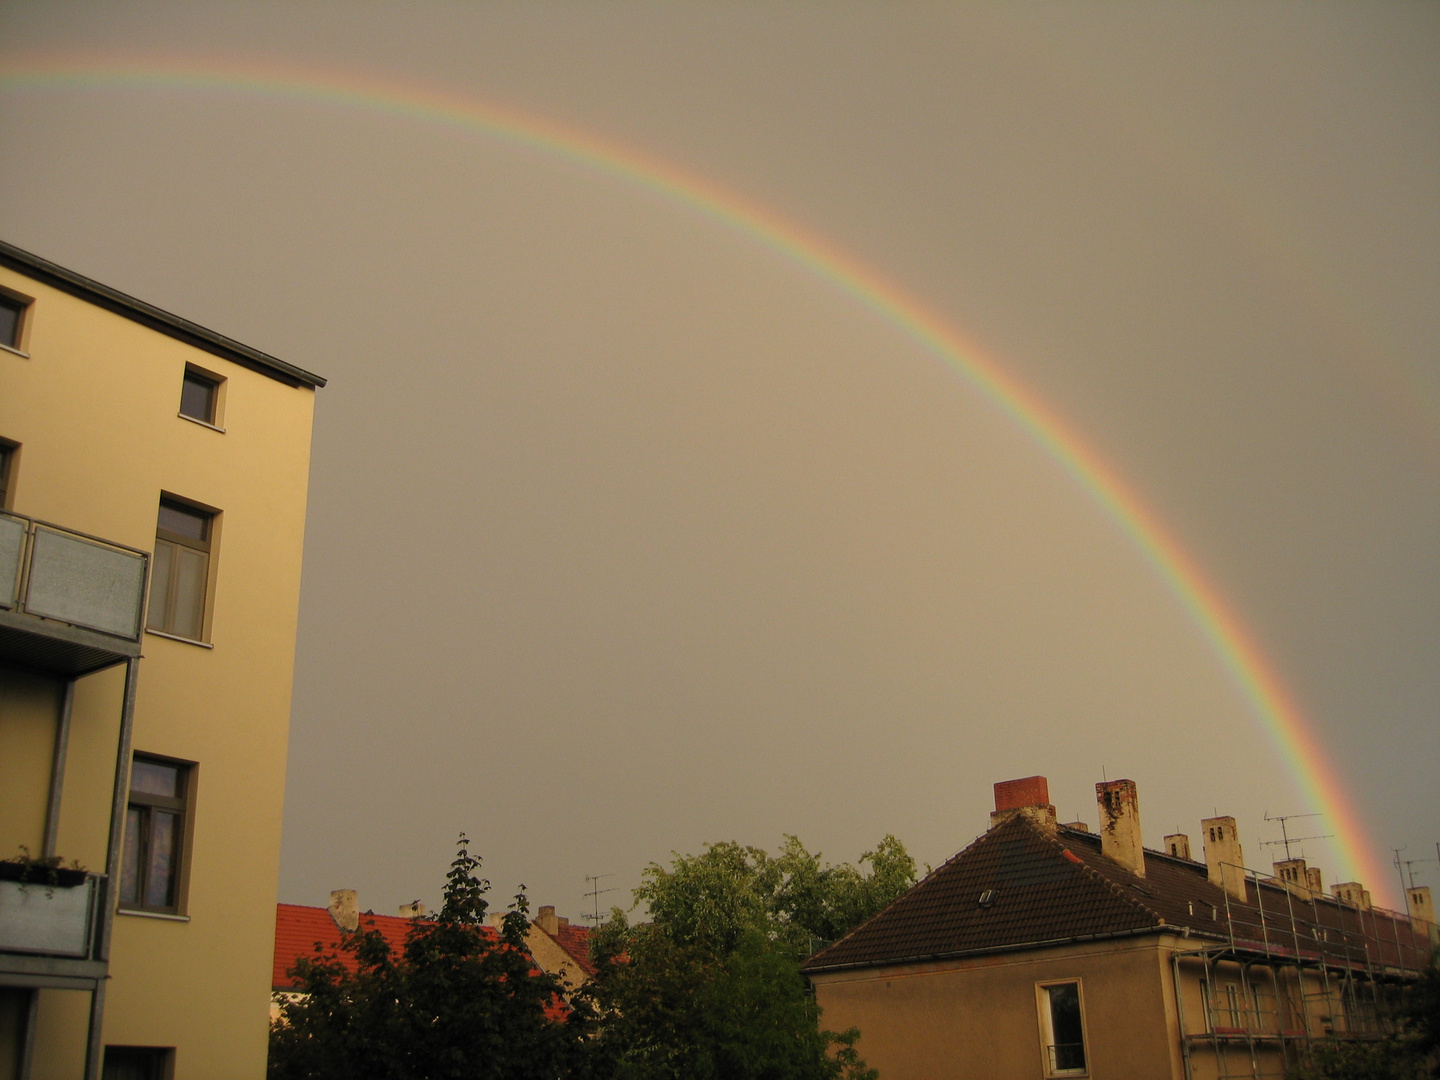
[1171,863,1433,1080]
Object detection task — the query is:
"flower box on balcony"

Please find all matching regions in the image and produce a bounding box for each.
[0,872,97,957]
[0,860,89,888]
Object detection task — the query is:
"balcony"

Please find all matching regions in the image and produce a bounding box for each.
[0,510,148,676]
[0,871,109,985]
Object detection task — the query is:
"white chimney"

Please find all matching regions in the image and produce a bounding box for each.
[1164,834,1192,861]
[1331,882,1371,911]
[1408,886,1434,928]
[1096,779,1145,877]
[328,889,359,932]
[1201,817,1247,903]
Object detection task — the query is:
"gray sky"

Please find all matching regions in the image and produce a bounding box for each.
[1,2,1435,917]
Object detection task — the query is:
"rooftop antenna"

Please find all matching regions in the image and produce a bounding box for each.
[1396,854,1435,892]
[1260,812,1332,861]
[582,873,618,927]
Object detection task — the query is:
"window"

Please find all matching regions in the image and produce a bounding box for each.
[1038,981,1087,1076]
[0,291,27,351]
[102,1046,173,1080]
[178,365,223,427]
[0,439,15,509]
[120,755,192,913]
[145,498,214,641]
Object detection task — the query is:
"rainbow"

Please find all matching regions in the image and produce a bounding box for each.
[0,53,1391,901]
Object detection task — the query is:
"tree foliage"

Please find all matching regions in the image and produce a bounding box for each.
[269,836,590,1080]
[578,835,917,1080]
[1288,958,1440,1080]
[269,833,915,1080]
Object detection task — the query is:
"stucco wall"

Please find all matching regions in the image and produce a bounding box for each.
[811,936,1181,1080]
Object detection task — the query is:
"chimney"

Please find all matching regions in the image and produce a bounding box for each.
[1305,866,1323,896]
[990,776,1057,832]
[1407,886,1434,927]
[1272,858,1311,898]
[1061,821,1090,833]
[1331,882,1371,911]
[536,905,560,936]
[1096,779,1145,878]
[397,901,428,919]
[1164,834,1192,861]
[328,889,359,932]
[1201,817,1247,903]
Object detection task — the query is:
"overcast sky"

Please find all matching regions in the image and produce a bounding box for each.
[1,2,1435,917]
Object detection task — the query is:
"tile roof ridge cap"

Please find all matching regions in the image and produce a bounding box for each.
[1030,826,1166,925]
[1073,853,1165,925]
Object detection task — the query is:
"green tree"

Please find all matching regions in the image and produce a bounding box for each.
[1406,957,1440,1075]
[770,834,917,949]
[1288,958,1440,1080]
[580,835,916,1080]
[269,836,591,1080]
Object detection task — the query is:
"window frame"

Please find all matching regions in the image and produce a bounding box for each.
[118,753,196,917]
[1035,978,1090,1078]
[145,495,219,644]
[0,438,17,510]
[0,285,32,355]
[178,363,226,431]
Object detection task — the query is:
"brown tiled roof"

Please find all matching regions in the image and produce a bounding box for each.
[803,815,1429,974]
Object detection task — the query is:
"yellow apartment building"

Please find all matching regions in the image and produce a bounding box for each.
[0,241,324,1079]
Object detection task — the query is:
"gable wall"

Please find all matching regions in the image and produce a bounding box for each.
[811,935,1180,1080]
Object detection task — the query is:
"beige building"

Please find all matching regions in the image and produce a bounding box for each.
[0,241,323,1079]
[803,776,1433,1080]
[510,906,595,993]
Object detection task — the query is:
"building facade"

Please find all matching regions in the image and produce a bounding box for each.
[803,776,1433,1080]
[0,241,323,1079]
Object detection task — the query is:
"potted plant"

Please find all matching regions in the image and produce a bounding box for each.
[0,847,88,889]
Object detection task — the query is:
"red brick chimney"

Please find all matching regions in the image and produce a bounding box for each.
[990,776,1057,831]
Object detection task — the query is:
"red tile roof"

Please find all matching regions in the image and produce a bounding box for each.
[803,814,1431,975]
[273,903,569,1020]
[273,903,432,989]
[540,922,596,976]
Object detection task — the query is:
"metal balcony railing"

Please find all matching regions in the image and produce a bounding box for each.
[0,511,149,674]
[1046,1043,1087,1074]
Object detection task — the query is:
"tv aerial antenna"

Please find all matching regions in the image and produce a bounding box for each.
[583,873,619,927]
[1392,848,1436,893]
[1259,812,1332,861]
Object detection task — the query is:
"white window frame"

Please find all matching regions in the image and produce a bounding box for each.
[1035,978,1090,1078]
